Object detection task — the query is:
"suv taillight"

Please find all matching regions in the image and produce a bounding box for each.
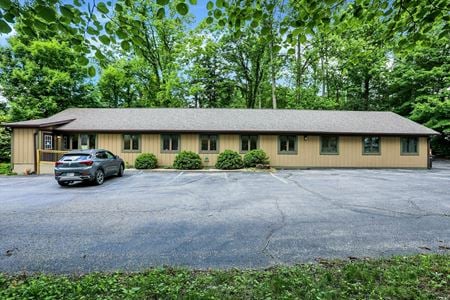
[80,160,94,166]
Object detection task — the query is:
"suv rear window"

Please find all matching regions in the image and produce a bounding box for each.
[60,154,91,161]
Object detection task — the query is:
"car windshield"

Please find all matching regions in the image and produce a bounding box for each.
[60,154,91,161]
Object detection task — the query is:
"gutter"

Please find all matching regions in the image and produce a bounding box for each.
[8,127,13,172]
[33,129,38,174]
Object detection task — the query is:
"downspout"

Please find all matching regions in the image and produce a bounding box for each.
[427,136,432,169]
[34,129,38,174]
[8,127,13,172]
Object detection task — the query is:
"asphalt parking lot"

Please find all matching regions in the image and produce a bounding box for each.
[1,161,449,274]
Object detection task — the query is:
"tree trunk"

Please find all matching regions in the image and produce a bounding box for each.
[363,76,370,110]
[295,37,302,104]
[270,39,277,109]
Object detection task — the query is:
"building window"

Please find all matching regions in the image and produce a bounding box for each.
[80,134,96,150]
[200,134,218,153]
[320,136,339,154]
[363,136,380,155]
[123,134,140,152]
[43,134,53,150]
[401,137,419,155]
[161,134,180,152]
[240,135,258,152]
[278,135,297,154]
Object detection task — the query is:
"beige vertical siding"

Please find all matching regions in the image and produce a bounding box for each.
[96,133,428,168]
[12,128,36,173]
[263,135,427,168]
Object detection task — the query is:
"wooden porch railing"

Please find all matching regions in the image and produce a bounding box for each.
[36,149,69,174]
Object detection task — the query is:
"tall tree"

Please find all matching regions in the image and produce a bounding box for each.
[223,29,269,109]
[182,27,236,108]
[0,38,98,121]
[109,1,190,106]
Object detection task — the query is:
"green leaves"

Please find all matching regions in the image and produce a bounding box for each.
[0,20,11,33]
[96,2,109,14]
[157,7,165,19]
[78,56,89,66]
[98,35,111,45]
[121,40,131,51]
[60,5,74,20]
[157,0,170,5]
[176,3,189,15]
[36,5,57,22]
[0,0,12,9]
[88,66,96,77]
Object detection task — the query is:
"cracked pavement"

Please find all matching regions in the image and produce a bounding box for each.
[1,160,449,274]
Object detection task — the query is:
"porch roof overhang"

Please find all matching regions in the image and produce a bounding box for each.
[1,118,75,129]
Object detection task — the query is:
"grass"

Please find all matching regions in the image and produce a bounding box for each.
[0,163,15,175]
[0,254,449,299]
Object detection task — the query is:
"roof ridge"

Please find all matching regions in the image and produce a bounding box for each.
[59,107,395,113]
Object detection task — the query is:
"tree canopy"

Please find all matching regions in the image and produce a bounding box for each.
[0,0,448,159]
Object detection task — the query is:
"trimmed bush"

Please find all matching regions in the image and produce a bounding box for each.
[215,150,244,170]
[135,153,158,169]
[173,151,202,170]
[243,149,269,167]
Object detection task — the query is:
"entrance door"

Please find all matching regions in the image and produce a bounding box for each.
[42,133,54,161]
[80,134,96,149]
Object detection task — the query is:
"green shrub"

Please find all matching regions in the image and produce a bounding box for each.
[243,149,269,167]
[0,163,15,175]
[215,150,244,170]
[135,153,158,169]
[173,151,202,170]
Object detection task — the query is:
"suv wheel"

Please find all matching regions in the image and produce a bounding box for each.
[117,165,124,177]
[94,169,105,185]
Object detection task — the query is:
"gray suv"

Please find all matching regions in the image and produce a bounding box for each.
[54,149,124,186]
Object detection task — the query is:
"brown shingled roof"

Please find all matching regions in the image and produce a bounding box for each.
[3,108,439,136]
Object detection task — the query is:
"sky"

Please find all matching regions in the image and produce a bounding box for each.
[0,0,210,47]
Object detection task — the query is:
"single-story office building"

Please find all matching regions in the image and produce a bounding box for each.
[3,108,439,174]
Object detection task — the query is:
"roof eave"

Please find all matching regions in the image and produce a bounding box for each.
[2,119,76,129]
[54,128,440,136]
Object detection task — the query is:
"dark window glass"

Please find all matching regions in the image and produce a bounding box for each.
[124,135,131,150]
[249,136,257,150]
[241,135,258,152]
[200,135,218,152]
[201,137,209,151]
[363,136,380,154]
[401,137,418,154]
[279,135,297,153]
[321,136,339,154]
[80,134,88,148]
[62,136,68,150]
[88,135,96,149]
[124,134,139,151]
[131,136,139,150]
[71,135,78,149]
[61,154,91,161]
[241,136,249,152]
[171,135,179,151]
[210,135,217,151]
[162,136,171,150]
[162,134,179,151]
[105,151,115,159]
[96,152,107,159]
